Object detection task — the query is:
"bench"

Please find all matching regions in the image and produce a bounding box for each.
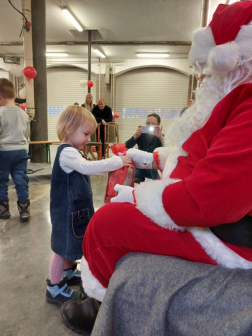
[29,141,60,164]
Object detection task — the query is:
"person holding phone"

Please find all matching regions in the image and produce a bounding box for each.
[125,113,164,183]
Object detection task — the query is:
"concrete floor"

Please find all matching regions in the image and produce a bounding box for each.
[0,160,108,336]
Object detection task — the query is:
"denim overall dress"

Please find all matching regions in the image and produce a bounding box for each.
[50,144,95,260]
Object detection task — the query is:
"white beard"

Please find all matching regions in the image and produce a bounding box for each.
[162,61,252,179]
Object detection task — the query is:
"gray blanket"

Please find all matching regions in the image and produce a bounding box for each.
[92,253,252,336]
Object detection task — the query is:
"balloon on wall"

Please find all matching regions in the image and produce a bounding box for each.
[23,66,37,79]
[9,64,24,77]
[19,88,26,99]
[87,80,93,88]
[80,80,88,87]
[19,103,26,110]
[114,112,119,118]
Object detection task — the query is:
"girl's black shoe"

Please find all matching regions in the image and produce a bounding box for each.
[46,277,83,306]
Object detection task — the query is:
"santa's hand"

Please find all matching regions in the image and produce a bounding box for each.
[111,184,135,204]
[126,148,154,169]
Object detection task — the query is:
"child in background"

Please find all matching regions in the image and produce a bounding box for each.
[46,105,132,305]
[0,78,30,222]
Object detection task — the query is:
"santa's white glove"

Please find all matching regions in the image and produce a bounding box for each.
[126,148,154,169]
[110,184,135,204]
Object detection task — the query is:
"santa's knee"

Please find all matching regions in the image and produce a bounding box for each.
[86,203,134,250]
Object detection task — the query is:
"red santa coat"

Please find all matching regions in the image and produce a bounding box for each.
[82,84,252,297]
[135,83,252,267]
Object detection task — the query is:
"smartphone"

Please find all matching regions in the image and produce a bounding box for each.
[139,126,156,134]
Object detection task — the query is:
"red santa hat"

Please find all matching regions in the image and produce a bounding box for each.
[188,1,252,74]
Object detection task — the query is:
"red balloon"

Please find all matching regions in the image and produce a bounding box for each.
[114,112,119,118]
[19,103,26,110]
[87,80,93,88]
[23,66,37,79]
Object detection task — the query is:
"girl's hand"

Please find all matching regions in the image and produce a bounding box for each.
[120,156,132,167]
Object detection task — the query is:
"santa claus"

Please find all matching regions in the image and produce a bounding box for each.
[61,2,252,334]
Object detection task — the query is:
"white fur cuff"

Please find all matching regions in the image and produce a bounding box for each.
[189,227,252,269]
[134,179,184,231]
[81,256,107,302]
[154,147,170,172]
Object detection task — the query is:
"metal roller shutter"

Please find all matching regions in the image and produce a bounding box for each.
[115,67,189,144]
[47,67,96,141]
[0,69,9,79]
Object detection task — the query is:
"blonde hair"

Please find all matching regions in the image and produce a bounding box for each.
[57,105,97,141]
[85,93,94,111]
[0,78,15,99]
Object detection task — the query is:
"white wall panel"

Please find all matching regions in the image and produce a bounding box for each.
[115,67,189,143]
[47,67,96,141]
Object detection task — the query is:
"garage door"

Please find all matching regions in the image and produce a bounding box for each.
[47,66,96,141]
[0,68,9,79]
[116,67,189,143]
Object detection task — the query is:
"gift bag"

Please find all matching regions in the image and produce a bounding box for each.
[104,143,135,204]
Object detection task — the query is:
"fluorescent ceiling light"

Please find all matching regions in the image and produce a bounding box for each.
[137,53,169,58]
[61,8,83,32]
[46,53,69,57]
[93,49,106,58]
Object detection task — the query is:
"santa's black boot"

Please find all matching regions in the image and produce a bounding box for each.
[61,297,101,335]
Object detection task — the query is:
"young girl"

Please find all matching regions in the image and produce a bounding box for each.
[46,105,131,305]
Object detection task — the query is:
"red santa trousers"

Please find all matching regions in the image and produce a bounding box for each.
[83,203,217,289]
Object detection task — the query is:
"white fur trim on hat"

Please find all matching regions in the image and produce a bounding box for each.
[188,26,216,69]
[134,178,185,231]
[207,42,240,75]
[235,22,252,59]
[188,20,252,72]
[81,256,106,302]
[188,227,252,269]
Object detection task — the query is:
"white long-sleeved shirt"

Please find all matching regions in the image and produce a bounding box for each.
[59,146,123,174]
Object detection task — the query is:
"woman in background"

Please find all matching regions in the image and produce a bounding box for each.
[81,94,96,160]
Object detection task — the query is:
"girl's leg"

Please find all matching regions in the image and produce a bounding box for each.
[49,253,65,284]
[64,259,75,269]
[47,253,82,305]
[63,259,82,286]
[82,203,217,297]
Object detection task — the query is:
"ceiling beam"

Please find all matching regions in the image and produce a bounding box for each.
[0,41,191,46]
